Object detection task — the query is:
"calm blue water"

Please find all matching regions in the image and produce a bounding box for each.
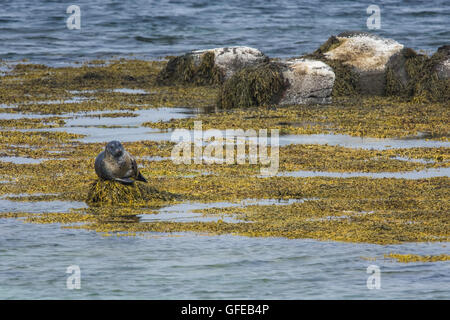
[1,218,449,299]
[0,0,449,64]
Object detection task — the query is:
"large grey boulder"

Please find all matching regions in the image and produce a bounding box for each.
[279,58,335,105]
[191,46,268,79]
[322,31,404,95]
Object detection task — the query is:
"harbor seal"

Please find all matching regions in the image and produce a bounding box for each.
[95,140,148,185]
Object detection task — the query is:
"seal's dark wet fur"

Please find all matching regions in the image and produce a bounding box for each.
[95,140,148,185]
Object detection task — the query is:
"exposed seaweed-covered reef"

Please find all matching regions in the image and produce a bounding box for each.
[3,174,449,244]
[0,59,218,112]
[145,96,449,140]
[0,57,448,247]
[0,139,448,244]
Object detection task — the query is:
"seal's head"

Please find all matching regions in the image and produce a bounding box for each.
[105,140,124,158]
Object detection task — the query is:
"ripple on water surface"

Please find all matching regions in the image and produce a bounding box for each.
[0,198,87,213]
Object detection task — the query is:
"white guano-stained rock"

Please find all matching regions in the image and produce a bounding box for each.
[324,31,404,95]
[191,46,268,79]
[279,59,335,105]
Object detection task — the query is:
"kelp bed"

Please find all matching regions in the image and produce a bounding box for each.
[0,58,449,254]
[145,96,449,139]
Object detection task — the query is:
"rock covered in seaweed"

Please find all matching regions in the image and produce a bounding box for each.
[385,47,419,95]
[279,58,335,105]
[386,45,450,102]
[314,31,404,96]
[157,32,445,107]
[157,46,268,85]
[156,51,223,85]
[434,45,450,80]
[86,180,177,206]
[216,61,286,109]
[217,58,335,108]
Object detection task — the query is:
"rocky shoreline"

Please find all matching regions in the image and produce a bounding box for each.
[158,31,450,107]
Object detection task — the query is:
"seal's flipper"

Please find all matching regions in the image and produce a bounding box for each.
[114,178,135,185]
[136,172,148,183]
